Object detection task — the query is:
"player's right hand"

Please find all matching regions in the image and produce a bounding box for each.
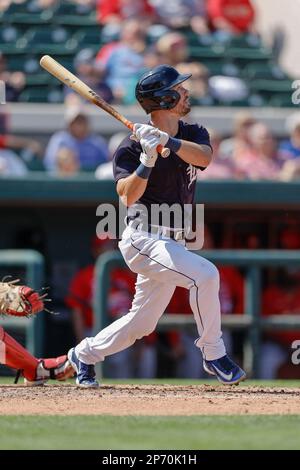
[139,151,157,168]
[139,133,161,167]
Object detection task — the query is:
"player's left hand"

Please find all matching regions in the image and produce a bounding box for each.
[140,130,167,158]
[131,123,169,148]
[147,127,169,147]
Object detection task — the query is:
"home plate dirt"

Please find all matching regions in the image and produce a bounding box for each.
[0,384,300,415]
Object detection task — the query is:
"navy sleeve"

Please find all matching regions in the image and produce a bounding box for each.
[113,145,140,183]
[187,124,212,149]
[183,123,212,170]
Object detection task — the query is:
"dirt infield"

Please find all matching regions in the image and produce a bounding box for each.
[0,384,300,415]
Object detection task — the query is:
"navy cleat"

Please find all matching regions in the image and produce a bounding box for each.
[67,348,99,389]
[203,354,246,385]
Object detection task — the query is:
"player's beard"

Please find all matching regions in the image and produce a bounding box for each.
[180,97,191,116]
[172,96,191,117]
[181,101,191,116]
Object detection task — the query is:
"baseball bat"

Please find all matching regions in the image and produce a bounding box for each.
[40,55,170,158]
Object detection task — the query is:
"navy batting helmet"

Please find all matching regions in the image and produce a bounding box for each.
[135,64,191,114]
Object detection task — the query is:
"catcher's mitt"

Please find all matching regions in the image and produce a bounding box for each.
[0,278,50,317]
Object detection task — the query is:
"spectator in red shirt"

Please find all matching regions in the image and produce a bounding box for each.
[207,0,255,35]
[96,0,155,25]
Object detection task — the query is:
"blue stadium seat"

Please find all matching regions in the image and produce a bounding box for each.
[0,26,23,53]
[0,0,54,25]
[18,27,77,54]
[0,25,21,44]
[72,30,103,51]
[53,2,97,27]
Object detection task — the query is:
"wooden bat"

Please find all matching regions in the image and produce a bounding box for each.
[40,55,170,158]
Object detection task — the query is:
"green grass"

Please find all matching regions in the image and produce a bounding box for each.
[0,378,299,450]
[0,415,299,450]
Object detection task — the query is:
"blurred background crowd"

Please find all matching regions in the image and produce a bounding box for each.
[0,0,300,381]
[0,0,299,180]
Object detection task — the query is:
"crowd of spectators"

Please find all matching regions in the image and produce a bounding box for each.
[1,0,268,106]
[0,0,297,179]
[1,106,300,181]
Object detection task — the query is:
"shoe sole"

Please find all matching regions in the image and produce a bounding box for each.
[75,378,99,389]
[203,362,246,385]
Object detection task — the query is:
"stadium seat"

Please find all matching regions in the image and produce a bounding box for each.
[54,2,78,15]
[223,34,262,49]
[19,85,63,103]
[25,74,57,86]
[25,156,45,172]
[0,1,29,20]
[226,47,273,63]
[0,0,54,25]
[0,26,21,44]
[53,2,97,27]
[249,79,293,94]
[242,62,288,80]
[18,27,77,54]
[72,30,103,51]
[185,31,214,47]
[0,25,23,53]
[6,55,29,72]
[189,45,224,61]
[247,93,268,107]
[23,56,40,74]
[19,86,49,103]
[268,94,297,108]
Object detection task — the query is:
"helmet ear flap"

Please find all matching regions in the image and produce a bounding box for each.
[154,89,180,110]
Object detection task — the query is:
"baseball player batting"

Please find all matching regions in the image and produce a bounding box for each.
[68,64,246,387]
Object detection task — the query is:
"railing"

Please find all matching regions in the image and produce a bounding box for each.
[0,177,299,205]
[0,250,45,357]
[94,249,300,378]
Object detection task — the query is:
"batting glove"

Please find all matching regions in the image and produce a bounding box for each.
[131,123,169,147]
[130,123,151,143]
[139,152,157,168]
[139,133,161,167]
[147,127,169,147]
